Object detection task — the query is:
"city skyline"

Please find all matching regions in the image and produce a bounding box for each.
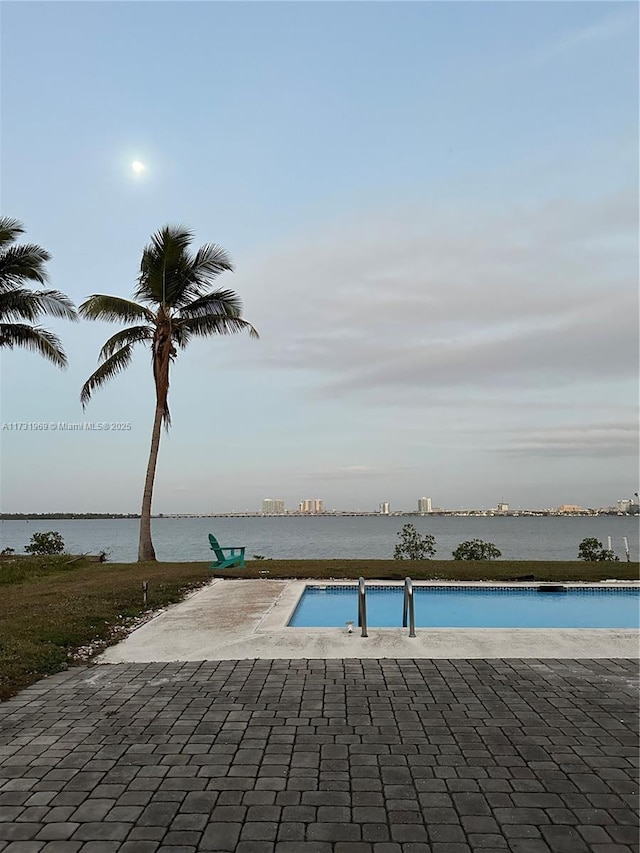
[1,492,637,518]
[253,494,637,515]
[1,2,637,514]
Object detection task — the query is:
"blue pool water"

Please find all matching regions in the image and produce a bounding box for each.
[288,585,640,629]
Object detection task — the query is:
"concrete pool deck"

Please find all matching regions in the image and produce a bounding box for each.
[99,579,640,664]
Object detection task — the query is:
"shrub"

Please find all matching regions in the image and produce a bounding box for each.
[452,539,502,560]
[393,523,436,560]
[24,531,65,555]
[577,537,619,562]
[0,554,77,586]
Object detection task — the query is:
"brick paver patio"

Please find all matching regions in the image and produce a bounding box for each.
[0,659,638,853]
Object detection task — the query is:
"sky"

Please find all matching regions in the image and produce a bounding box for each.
[0,1,638,514]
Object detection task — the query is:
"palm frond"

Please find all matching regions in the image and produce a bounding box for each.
[99,325,152,361]
[79,295,154,323]
[81,344,134,407]
[149,225,193,263]
[191,244,234,278]
[134,227,236,309]
[36,290,78,319]
[177,289,243,320]
[0,323,68,368]
[173,244,234,306]
[0,244,51,288]
[135,225,194,305]
[0,217,25,250]
[0,288,77,322]
[175,313,259,341]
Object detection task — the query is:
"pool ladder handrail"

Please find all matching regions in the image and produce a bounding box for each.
[403,576,417,637]
[357,576,368,637]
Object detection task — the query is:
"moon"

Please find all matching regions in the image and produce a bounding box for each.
[131,160,146,175]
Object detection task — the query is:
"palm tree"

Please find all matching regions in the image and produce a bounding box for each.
[80,225,258,562]
[0,217,77,366]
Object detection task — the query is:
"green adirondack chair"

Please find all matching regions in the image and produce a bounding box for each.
[208,534,246,569]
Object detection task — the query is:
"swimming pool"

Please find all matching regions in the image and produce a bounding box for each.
[288,584,640,629]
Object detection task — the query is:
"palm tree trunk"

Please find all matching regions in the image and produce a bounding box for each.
[138,402,164,561]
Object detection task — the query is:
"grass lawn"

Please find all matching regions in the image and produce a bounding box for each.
[1,555,637,702]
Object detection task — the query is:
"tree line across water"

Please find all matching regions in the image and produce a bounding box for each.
[1,218,257,563]
[1,513,140,520]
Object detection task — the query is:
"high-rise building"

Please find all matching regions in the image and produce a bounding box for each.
[299,499,324,514]
[380,502,390,515]
[418,496,432,514]
[262,498,285,514]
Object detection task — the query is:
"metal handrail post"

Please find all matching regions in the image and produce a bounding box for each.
[403,577,416,637]
[357,577,368,637]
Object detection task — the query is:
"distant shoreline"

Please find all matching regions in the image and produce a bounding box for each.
[1,511,634,520]
[0,513,141,520]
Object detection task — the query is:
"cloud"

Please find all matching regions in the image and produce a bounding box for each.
[236,191,638,404]
[501,422,638,458]
[531,10,638,64]
[295,464,413,481]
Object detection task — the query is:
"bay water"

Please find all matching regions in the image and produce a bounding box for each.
[1,515,638,563]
